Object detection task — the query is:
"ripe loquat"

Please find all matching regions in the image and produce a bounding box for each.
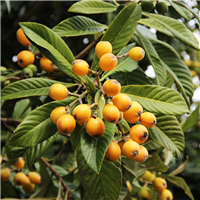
[141,171,156,183]
[16,28,31,46]
[49,83,69,101]
[103,103,120,123]
[133,145,149,163]
[28,172,41,185]
[112,94,132,112]
[103,79,121,97]
[14,172,29,186]
[95,41,112,59]
[105,141,121,162]
[86,117,105,137]
[128,47,145,61]
[13,157,25,169]
[57,114,76,135]
[99,53,118,71]
[158,189,173,200]
[123,101,143,123]
[152,177,167,192]
[22,179,35,193]
[40,57,57,73]
[50,106,66,124]
[138,186,153,200]
[113,111,123,124]
[17,50,35,68]
[72,59,90,76]
[130,124,149,144]
[139,112,156,128]
[122,140,140,159]
[0,168,11,182]
[119,137,132,156]
[72,104,91,124]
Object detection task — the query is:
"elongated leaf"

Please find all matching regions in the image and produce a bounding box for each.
[91,3,142,71]
[68,0,117,14]
[149,115,184,158]
[1,78,76,100]
[121,85,189,115]
[26,132,59,169]
[20,22,82,82]
[77,146,121,200]
[161,174,194,200]
[101,43,138,81]
[95,91,105,119]
[143,12,199,50]
[144,140,161,151]
[80,122,116,173]
[53,15,107,37]
[136,29,166,86]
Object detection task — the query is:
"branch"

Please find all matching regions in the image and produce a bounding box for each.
[1,118,21,124]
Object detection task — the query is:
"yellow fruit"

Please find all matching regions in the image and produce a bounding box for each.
[103,79,121,97]
[72,59,90,76]
[50,106,66,124]
[14,172,29,186]
[128,47,145,61]
[40,57,57,73]
[0,155,2,164]
[141,171,156,183]
[103,103,120,123]
[192,60,200,68]
[0,168,11,182]
[133,145,149,163]
[22,179,35,193]
[152,177,167,192]
[113,111,123,124]
[99,53,118,71]
[122,140,140,159]
[49,83,69,101]
[139,186,153,200]
[112,94,132,112]
[190,70,197,77]
[105,141,121,162]
[183,59,191,67]
[17,50,35,68]
[28,172,41,185]
[16,28,31,46]
[95,41,112,59]
[158,189,173,200]
[13,157,25,169]
[139,112,156,128]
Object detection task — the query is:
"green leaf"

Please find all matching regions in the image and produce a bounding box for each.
[19,22,82,82]
[101,43,138,81]
[53,15,107,37]
[136,29,166,86]
[161,174,194,200]
[26,132,59,170]
[181,105,199,132]
[95,91,105,119]
[121,85,189,115]
[142,12,199,50]
[6,97,75,150]
[77,146,121,200]
[144,140,162,151]
[80,122,116,174]
[149,115,184,158]
[1,78,76,100]
[82,75,98,96]
[91,3,142,71]
[68,0,117,14]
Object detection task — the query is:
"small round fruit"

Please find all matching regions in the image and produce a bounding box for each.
[123,101,143,123]
[141,171,156,183]
[72,59,89,76]
[86,117,105,137]
[156,2,168,14]
[14,172,29,186]
[23,68,33,77]
[13,157,25,169]
[103,103,120,123]
[95,41,112,59]
[158,189,173,200]
[0,168,11,182]
[119,137,132,156]
[190,70,197,77]
[105,141,121,162]
[49,83,69,101]
[23,180,35,193]
[133,145,149,163]
[28,172,41,185]
[4,80,10,86]
[50,106,66,124]
[139,112,156,128]
[152,177,167,192]
[139,186,153,200]
[130,124,149,144]
[40,57,56,73]
[16,28,31,46]
[72,104,91,124]
[141,0,155,12]
[99,53,118,71]
[112,94,132,112]
[27,64,37,75]
[57,114,76,135]
[0,66,7,72]
[113,111,123,124]
[122,140,140,159]
[1,76,6,84]
[17,50,35,68]
[103,79,121,97]
[128,47,145,61]
[184,59,191,67]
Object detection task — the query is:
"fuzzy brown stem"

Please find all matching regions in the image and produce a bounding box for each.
[1,118,21,124]
[116,53,128,59]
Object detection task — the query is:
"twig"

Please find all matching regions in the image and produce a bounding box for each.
[116,53,128,59]
[1,118,21,124]
[3,122,14,134]
[5,77,21,81]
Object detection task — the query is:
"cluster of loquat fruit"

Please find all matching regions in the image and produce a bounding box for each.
[0,156,41,193]
[48,40,156,164]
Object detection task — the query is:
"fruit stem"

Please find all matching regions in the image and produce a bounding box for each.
[68,92,80,98]
[116,53,128,59]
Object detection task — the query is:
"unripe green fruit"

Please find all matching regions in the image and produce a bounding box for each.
[27,64,37,75]
[1,76,6,83]
[23,68,33,78]
[156,2,168,14]
[141,0,155,12]
[139,186,153,200]
[0,66,7,72]
[4,80,10,86]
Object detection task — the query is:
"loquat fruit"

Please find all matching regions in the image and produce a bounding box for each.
[22,180,35,193]
[130,124,149,144]
[158,189,173,200]
[57,114,76,135]
[0,168,11,182]
[95,41,112,59]
[113,111,123,124]
[156,2,168,14]
[122,140,140,159]
[105,141,121,162]
[72,104,91,124]
[128,47,145,61]
[13,157,25,169]
[112,94,132,112]
[103,103,120,123]
[86,117,105,137]
[138,186,153,200]
[99,53,118,71]
[26,64,37,75]
[0,155,2,164]
[14,172,29,186]
[141,0,155,12]
[49,83,69,101]
[123,101,143,123]
[23,68,33,78]
[133,145,149,163]
[17,50,35,68]
[141,171,156,183]
[119,137,132,156]
[103,79,121,97]
[16,28,31,46]
[1,76,6,84]
[139,112,156,128]
[50,106,67,124]
[28,172,41,185]
[72,59,90,76]
[152,177,167,192]
[40,57,56,73]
